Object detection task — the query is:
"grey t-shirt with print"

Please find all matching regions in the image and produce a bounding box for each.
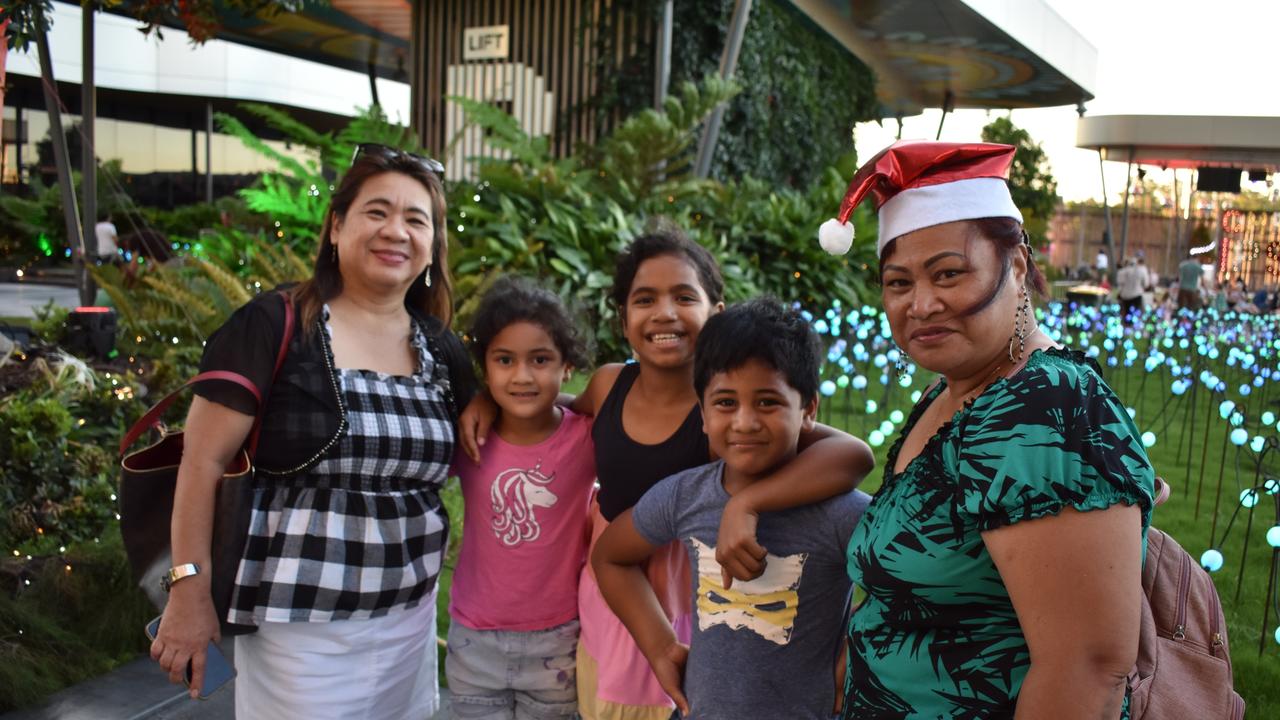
[631,459,871,720]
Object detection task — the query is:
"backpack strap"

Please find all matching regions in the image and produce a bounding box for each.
[119,293,295,457]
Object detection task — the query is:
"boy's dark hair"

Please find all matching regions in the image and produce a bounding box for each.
[468,275,591,370]
[610,226,725,316]
[694,297,821,405]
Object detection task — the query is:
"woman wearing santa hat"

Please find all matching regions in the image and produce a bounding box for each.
[821,141,1155,719]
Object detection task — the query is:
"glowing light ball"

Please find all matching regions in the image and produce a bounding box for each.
[1275,626,1280,646]
[814,320,829,335]
[1264,411,1276,426]
[1220,400,1236,419]
[1126,407,1137,419]
[853,375,868,390]
[1231,428,1249,445]
[898,374,913,387]
[873,354,888,368]
[1266,478,1279,495]
[865,400,878,414]
[1171,381,1187,396]
[1267,526,1280,549]
[1254,376,1265,388]
[1201,549,1224,572]
[1252,436,1266,453]
[889,410,905,424]
[1141,432,1156,448]
[910,391,922,403]
[837,376,850,389]
[820,380,837,397]
[879,374,890,386]
[1231,412,1244,427]
[1240,385,1252,396]
[868,430,885,447]
[1240,489,1260,508]
[879,420,895,435]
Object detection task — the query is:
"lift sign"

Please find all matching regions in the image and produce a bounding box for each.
[464,26,509,61]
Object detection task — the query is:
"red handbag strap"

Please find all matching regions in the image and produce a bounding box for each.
[119,293,296,457]
[246,295,295,458]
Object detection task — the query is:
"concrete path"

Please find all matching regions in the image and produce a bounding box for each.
[0,282,81,318]
[1,646,453,719]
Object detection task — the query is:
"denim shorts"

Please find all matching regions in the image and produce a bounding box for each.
[445,618,580,720]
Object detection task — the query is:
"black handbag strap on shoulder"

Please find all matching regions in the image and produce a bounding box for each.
[119,293,296,458]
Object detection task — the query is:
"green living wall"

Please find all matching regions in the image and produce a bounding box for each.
[597,0,879,188]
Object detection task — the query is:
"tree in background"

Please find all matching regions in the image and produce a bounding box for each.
[981,115,1060,245]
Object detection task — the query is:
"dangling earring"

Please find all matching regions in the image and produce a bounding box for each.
[1008,285,1029,363]
[424,266,433,288]
[330,243,338,263]
[894,349,910,379]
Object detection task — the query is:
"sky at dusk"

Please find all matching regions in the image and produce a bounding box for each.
[853,0,1280,203]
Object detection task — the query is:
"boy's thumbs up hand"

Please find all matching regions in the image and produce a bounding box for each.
[716,498,767,589]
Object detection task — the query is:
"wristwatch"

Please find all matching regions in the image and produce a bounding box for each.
[160,562,202,592]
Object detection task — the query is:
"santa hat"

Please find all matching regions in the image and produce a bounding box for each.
[818,140,1023,256]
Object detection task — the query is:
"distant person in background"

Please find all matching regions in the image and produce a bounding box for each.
[94,213,119,264]
[1094,247,1109,280]
[1226,277,1248,312]
[1177,252,1205,310]
[1115,257,1146,321]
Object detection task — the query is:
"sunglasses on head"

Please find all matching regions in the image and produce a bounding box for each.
[350,143,445,177]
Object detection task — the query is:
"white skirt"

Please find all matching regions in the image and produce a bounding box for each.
[234,598,439,720]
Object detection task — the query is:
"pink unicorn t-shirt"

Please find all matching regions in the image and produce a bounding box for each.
[449,409,596,631]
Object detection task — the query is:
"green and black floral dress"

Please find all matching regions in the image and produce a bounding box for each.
[842,347,1155,719]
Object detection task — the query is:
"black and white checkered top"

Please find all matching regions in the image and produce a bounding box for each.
[227,306,455,624]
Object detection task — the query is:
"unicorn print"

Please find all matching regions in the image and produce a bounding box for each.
[490,461,558,547]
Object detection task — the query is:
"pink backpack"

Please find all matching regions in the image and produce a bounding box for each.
[1127,524,1245,719]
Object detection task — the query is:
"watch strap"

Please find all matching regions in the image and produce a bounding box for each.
[161,562,202,591]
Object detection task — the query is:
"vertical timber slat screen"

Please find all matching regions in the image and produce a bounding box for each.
[423,0,651,181]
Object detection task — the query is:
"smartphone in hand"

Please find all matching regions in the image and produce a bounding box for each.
[144,615,236,700]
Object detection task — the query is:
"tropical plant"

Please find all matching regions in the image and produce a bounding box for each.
[0,350,135,552]
[981,115,1061,244]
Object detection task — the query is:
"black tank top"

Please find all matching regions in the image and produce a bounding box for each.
[592,363,710,521]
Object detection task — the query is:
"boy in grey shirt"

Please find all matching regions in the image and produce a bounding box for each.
[593,298,872,719]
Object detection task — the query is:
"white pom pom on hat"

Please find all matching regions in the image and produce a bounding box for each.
[818,140,1023,256]
[818,219,854,256]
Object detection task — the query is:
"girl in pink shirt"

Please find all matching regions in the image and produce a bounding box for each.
[447,276,595,719]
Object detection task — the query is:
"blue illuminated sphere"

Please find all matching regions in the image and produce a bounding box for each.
[1275,626,1280,646]
[1240,385,1252,396]
[853,375,868,390]
[1219,400,1236,419]
[879,420,895,435]
[1230,428,1249,445]
[873,354,888,368]
[1230,412,1244,427]
[889,410,905,424]
[1266,478,1280,495]
[1141,432,1156,448]
[898,374,912,387]
[865,400,878,414]
[1264,411,1276,426]
[1201,549,1224,572]
[1126,407,1137,419]
[1252,436,1266,453]
[868,430,885,447]
[820,380,837,397]
[910,391,922,403]
[1267,526,1280,549]
[837,376,850,389]
[1240,489,1260,508]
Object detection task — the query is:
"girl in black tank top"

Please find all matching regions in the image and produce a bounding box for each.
[593,364,710,520]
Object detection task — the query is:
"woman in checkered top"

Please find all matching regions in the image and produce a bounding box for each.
[149,145,475,719]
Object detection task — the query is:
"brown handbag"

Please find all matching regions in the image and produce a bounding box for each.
[118,294,294,635]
